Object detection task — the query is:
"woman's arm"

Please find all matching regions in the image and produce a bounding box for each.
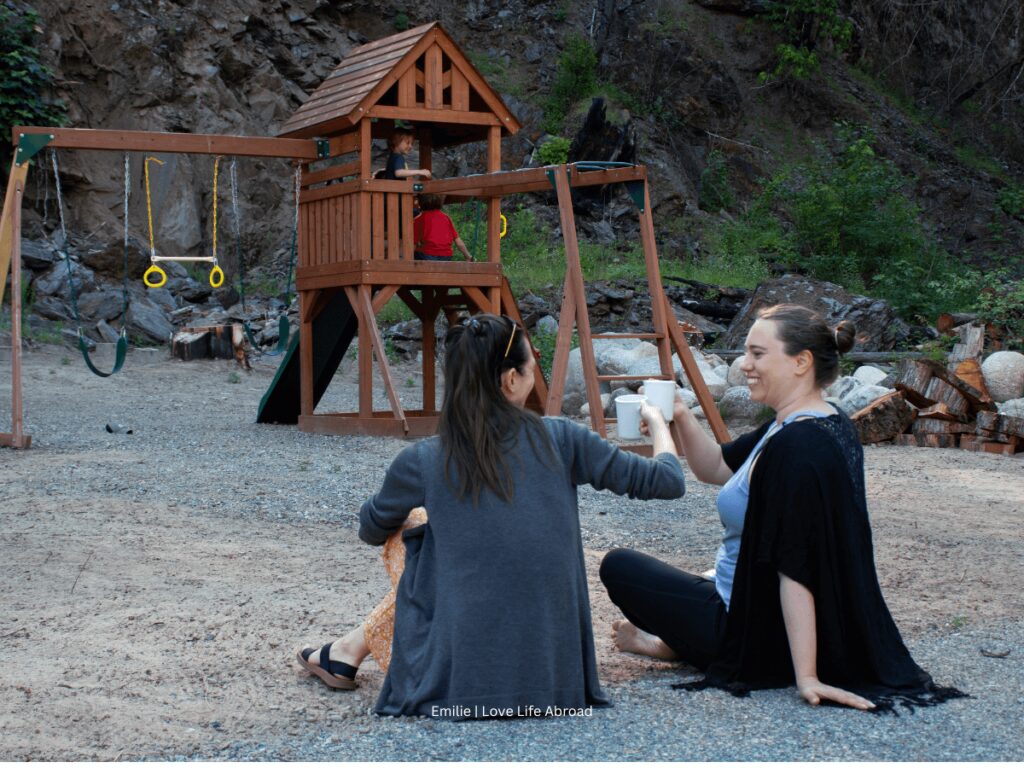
[671,396,732,485]
[779,574,875,711]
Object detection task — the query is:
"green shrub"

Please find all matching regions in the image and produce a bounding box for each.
[974,270,1024,350]
[997,184,1024,219]
[698,150,734,212]
[393,12,410,31]
[537,136,571,166]
[1,6,67,166]
[542,34,597,134]
[758,0,852,83]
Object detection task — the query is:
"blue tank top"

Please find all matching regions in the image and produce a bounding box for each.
[714,409,833,610]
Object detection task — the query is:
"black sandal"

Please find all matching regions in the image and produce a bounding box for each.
[296,642,359,690]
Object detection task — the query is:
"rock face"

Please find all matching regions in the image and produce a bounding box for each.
[981,351,1024,402]
[854,365,889,387]
[720,275,911,351]
[998,398,1024,418]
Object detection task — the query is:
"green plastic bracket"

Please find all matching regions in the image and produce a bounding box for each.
[15,132,54,166]
[315,139,331,159]
[625,180,645,213]
[412,183,424,193]
[546,168,558,190]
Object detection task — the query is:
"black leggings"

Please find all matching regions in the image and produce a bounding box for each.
[599,548,728,669]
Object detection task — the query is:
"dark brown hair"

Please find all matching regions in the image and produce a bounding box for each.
[757,304,856,388]
[440,314,552,503]
[387,129,415,151]
[418,193,444,210]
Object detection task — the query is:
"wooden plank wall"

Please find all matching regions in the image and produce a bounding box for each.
[300,190,417,266]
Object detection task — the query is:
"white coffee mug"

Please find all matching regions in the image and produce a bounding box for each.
[642,379,676,421]
[615,394,648,439]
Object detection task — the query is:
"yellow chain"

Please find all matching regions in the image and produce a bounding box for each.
[144,156,164,259]
[212,155,222,261]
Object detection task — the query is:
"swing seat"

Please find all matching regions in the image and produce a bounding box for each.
[78,329,129,378]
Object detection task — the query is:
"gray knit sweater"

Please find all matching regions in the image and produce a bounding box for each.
[359,416,686,718]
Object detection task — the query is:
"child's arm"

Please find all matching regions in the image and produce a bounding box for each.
[394,168,432,179]
[454,236,472,260]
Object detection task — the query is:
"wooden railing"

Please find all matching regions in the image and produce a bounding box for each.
[298,180,417,267]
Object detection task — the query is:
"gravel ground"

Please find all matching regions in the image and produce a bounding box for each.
[1,343,1021,761]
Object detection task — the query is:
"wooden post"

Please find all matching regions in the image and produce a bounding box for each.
[486,125,502,310]
[359,119,373,259]
[355,284,408,432]
[3,175,30,448]
[637,183,673,378]
[299,291,315,418]
[421,289,437,413]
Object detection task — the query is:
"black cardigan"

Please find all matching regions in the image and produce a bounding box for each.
[679,412,966,712]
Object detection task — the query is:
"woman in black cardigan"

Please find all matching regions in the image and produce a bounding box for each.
[600,304,963,712]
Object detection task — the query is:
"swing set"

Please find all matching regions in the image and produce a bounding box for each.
[1,127,322,448]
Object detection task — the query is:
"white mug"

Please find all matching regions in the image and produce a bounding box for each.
[615,394,648,439]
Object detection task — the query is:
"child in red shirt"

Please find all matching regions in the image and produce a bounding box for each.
[413,194,473,261]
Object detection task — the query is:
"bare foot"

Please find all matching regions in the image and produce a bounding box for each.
[611,619,678,661]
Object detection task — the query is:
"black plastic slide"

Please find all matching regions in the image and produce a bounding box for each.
[256,289,358,424]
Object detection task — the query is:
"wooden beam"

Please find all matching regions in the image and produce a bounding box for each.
[345,286,374,418]
[546,271,578,416]
[451,67,469,111]
[14,126,318,159]
[0,157,30,309]
[398,67,417,107]
[461,286,491,313]
[424,164,647,197]
[424,44,443,109]
[500,277,549,412]
[421,288,438,413]
[553,166,606,437]
[366,105,501,126]
[301,161,361,188]
[355,285,408,432]
[371,285,400,315]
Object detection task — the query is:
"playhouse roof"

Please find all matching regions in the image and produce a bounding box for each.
[278,22,521,147]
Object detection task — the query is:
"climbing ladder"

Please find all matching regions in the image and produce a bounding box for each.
[543,164,730,448]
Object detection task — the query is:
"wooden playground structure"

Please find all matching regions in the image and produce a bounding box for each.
[2,22,728,450]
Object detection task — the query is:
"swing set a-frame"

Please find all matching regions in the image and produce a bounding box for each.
[1,21,728,451]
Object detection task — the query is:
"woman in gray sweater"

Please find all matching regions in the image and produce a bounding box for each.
[298,313,686,717]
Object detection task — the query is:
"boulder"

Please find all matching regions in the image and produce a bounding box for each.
[718,386,765,422]
[32,296,73,322]
[981,351,1024,402]
[34,262,96,300]
[677,387,698,410]
[853,365,889,387]
[95,319,121,344]
[77,289,126,321]
[147,287,178,314]
[128,298,174,344]
[997,398,1024,419]
[727,356,748,386]
[580,393,612,419]
[20,239,58,271]
[535,315,558,335]
[713,363,730,382]
[720,274,911,351]
[826,375,861,400]
[839,384,893,415]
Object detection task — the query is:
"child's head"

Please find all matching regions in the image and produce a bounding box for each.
[388,129,415,154]
[418,193,444,211]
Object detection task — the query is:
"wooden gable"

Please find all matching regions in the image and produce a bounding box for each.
[278,22,521,143]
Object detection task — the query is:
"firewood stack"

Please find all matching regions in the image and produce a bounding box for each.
[850,323,1023,455]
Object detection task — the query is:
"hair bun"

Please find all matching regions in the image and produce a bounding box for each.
[834,321,856,354]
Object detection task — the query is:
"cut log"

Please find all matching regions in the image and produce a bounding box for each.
[917,434,959,448]
[894,359,935,407]
[171,331,210,361]
[894,434,919,447]
[922,377,969,417]
[913,418,975,436]
[977,411,1024,439]
[917,403,970,423]
[921,359,996,413]
[850,391,915,444]
[950,359,992,402]
[936,312,978,334]
[961,437,1022,455]
[947,323,985,363]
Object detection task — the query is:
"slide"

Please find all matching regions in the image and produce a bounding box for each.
[256,289,358,424]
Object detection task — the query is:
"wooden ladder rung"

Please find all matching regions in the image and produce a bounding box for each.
[591,333,663,340]
[596,374,674,382]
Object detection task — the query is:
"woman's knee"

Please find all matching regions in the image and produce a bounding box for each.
[600,548,641,588]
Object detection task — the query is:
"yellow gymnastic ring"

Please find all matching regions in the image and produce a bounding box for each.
[209,265,225,288]
[143,264,167,289]
[499,213,508,238]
